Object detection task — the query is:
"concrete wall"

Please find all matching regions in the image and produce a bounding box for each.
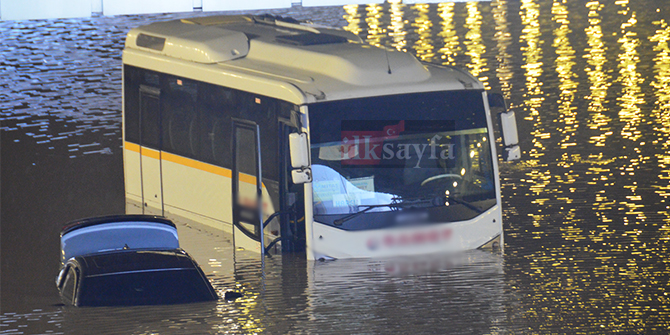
[1,0,92,20]
[0,0,299,20]
[0,0,472,21]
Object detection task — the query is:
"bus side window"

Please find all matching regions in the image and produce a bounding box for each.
[162,77,199,158]
[208,112,229,166]
[198,84,234,168]
[164,92,198,158]
[139,86,161,150]
[123,65,140,144]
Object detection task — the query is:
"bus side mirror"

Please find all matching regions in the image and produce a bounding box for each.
[488,93,521,161]
[499,111,521,161]
[289,133,312,184]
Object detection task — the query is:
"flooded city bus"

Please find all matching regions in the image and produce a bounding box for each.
[122,14,520,260]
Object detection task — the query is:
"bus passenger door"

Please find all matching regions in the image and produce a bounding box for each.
[231,120,264,253]
[139,85,164,215]
[280,122,306,253]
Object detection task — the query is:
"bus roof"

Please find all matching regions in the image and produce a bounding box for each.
[123,14,484,104]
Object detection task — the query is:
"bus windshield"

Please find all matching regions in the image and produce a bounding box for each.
[308,90,496,230]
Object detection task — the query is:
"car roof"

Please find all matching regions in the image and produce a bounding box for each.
[61,214,175,236]
[59,215,180,264]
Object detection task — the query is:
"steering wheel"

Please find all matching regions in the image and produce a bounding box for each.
[420,173,462,187]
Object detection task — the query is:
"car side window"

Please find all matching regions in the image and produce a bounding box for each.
[61,267,77,305]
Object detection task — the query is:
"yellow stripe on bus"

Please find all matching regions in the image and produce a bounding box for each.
[161,151,233,178]
[125,141,261,185]
[125,141,140,153]
[141,147,161,160]
[125,142,160,159]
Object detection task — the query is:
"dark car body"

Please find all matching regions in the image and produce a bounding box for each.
[57,215,218,307]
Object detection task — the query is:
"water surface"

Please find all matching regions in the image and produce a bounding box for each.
[2,1,670,333]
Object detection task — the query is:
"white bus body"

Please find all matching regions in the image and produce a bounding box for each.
[122,15,515,260]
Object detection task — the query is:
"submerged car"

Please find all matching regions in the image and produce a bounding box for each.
[56,215,218,307]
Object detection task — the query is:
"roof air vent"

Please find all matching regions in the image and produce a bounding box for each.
[136,34,165,51]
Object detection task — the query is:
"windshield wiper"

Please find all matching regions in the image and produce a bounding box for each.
[332,196,445,226]
[331,195,484,226]
[445,196,484,214]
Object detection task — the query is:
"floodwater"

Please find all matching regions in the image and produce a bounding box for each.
[2,0,670,333]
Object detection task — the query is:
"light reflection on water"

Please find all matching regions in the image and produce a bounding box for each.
[388,1,407,52]
[491,0,512,101]
[364,3,384,48]
[437,2,461,66]
[463,2,489,90]
[585,0,613,148]
[2,0,670,333]
[412,4,435,63]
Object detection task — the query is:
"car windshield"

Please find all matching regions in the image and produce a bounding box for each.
[308,90,496,229]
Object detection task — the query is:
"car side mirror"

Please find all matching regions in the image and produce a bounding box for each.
[289,133,312,184]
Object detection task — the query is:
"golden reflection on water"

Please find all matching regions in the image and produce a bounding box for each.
[518,0,551,221]
[650,19,670,207]
[214,282,264,334]
[614,0,648,228]
[365,4,385,48]
[463,2,489,90]
[437,3,460,66]
[519,0,547,161]
[491,0,513,101]
[615,0,644,144]
[551,0,578,151]
[388,0,407,51]
[650,19,670,250]
[411,4,435,62]
[584,1,612,148]
[550,1,581,254]
[342,5,361,38]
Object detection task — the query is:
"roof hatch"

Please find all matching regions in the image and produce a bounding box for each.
[275,33,349,46]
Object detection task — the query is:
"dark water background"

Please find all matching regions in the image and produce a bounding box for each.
[2,0,670,333]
